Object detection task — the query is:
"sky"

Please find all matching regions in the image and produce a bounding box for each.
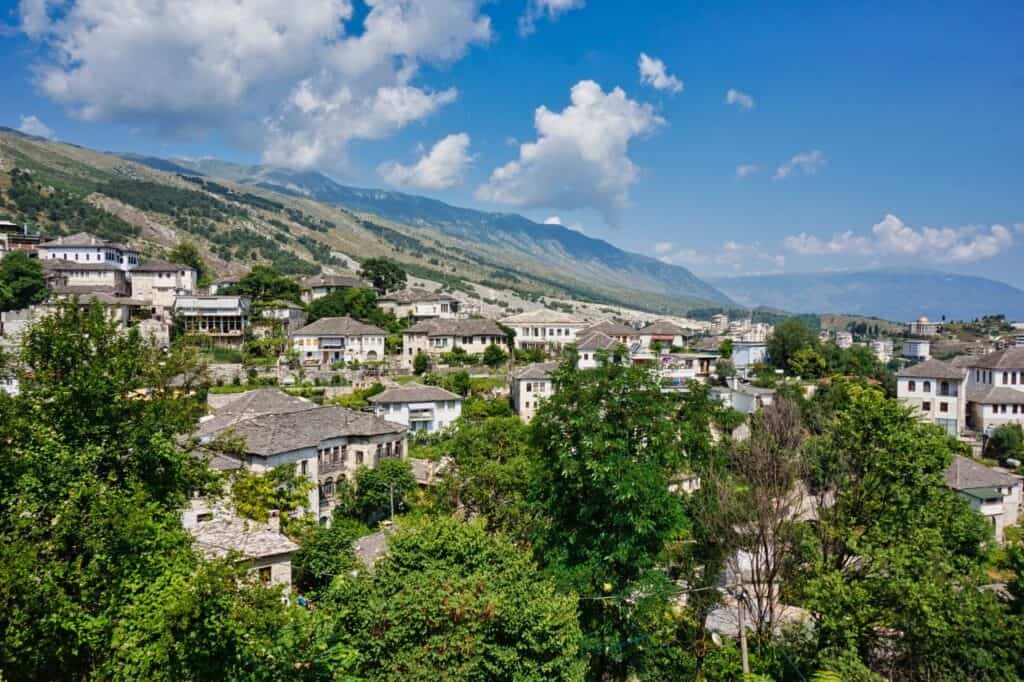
[1,0,1023,285]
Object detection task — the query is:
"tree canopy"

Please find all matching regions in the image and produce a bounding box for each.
[358,257,406,294]
[0,250,47,312]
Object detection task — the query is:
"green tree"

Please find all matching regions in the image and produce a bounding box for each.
[291,516,368,593]
[528,360,687,679]
[306,287,382,324]
[320,516,586,680]
[482,342,508,367]
[168,240,210,287]
[985,423,1024,463]
[228,265,301,305]
[789,345,827,378]
[229,463,314,525]
[0,250,47,312]
[358,257,406,294]
[718,338,734,359]
[353,458,417,524]
[768,317,819,374]
[412,350,428,375]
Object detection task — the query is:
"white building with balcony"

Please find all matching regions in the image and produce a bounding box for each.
[870,338,894,362]
[502,309,588,351]
[173,295,250,346]
[896,359,967,437]
[835,331,854,349]
[291,316,387,366]
[401,318,506,369]
[368,383,462,433]
[38,232,140,272]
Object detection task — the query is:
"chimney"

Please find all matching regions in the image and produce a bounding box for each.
[267,509,281,533]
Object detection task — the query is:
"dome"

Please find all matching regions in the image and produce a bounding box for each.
[917,316,929,323]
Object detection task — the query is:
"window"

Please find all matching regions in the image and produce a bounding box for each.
[196,512,213,523]
[356,451,363,465]
[1014,405,1020,415]
[323,478,334,496]
[922,401,931,411]
[1005,372,1010,384]
[923,381,931,392]
[940,402,948,413]
[258,566,272,585]
[908,381,916,392]
[525,382,532,392]
[1001,404,1008,414]
[300,460,308,476]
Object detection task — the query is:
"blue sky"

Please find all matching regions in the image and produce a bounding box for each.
[1,0,1023,285]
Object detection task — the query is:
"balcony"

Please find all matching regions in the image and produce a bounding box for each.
[409,409,435,422]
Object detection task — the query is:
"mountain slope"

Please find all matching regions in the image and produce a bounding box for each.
[147,158,731,307]
[712,269,1024,322]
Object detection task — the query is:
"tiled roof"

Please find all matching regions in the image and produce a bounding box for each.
[970,347,1024,370]
[406,318,505,337]
[966,386,1024,405]
[198,388,316,435]
[575,330,620,351]
[133,260,195,273]
[582,319,638,337]
[293,316,386,337]
[945,455,1017,491]
[501,308,586,326]
[379,287,456,304]
[301,273,367,289]
[897,359,966,380]
[368,383,461,404]
[513,361,560,380]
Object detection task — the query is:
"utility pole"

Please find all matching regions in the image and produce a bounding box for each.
[737,594,750,676]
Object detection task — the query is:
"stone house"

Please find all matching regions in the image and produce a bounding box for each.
[400,318,506,369]
[368,383,463,433]
[291,316,387,366]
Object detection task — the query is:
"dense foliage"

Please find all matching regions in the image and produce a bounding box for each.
[358,257,407,293]
[0,250,47,311]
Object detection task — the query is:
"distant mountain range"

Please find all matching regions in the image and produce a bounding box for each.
[119,154,731,310]
[712,269,1024,322]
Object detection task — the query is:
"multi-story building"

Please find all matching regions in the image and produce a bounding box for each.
[400,318,506,369]
[0,220,43,254]
[945,455,1022,544]
[870,338,894,362]
[580,320,639,346]
[639,319,689,349]
[378,288,461,320]
[130,261,197,316]
[732,341,769,373]
[575,330,622,368]
[368,383,463,433]
[299,273,368,304]
[710,313,729,334]
[291,316,387,366]
[37,232,140,272]
[965,347,1024,433]
[173,295,250,346]
[657,352,718,387]
[197,388,407,525]
[502,309,588,351]
[43,259,130,296]
[902,339,931,361]
[835,331,854,349]
[260,300,307,334]
[511,362,559,422]
[896,359,967,437]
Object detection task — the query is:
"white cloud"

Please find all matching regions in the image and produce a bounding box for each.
[774,149,826,180]
[543,216,562,225]
[735,163,758,178]
[660,241,785,275]
[377,133,472,190]
[638,53,683,94]
[17,114,55,139]
[653,241,674,254]
[784,214,1014,264]
[20,0,492,169]
[476,80,663,225]
[725,88,754,111]
[518,0,584,36]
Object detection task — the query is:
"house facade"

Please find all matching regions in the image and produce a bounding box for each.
[401,318,506,369]
[38,232,140,272]
[575,330,621,368]
[965,347,1024,433]
[300,273,368,303]
[511,362,559,422]
[903,339,931,361]
[502,309,588,351]
[292,316,387,366]
[173,295,250,346]
[130,261,196,315]
[44,260,129,296]
[261,301,307,333]
[639,319,689,349]
[368,383,463,433]
[379,288,461,320]
[732,341,769,373]
[581,320,639,346]
[945,455,1022,544]
[896,359,967,437]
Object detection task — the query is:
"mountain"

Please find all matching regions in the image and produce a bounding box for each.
[145,157,731,308]
[711,269,1024,322]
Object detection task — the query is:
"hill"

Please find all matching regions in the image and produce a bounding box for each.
[711,269,1024,322]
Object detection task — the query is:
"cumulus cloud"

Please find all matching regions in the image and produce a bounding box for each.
[17,114,55,139]
[725,88,754,111]
[377,133,472,190]
[774,149,826,180]
[476,80,663,225]
[518,0,584,36]
[20,0,492,168]
[735,163,758,178]
[784,214,1014,264]
[638,53,683,93]
[653,241,674,254]
[543,216,563,225]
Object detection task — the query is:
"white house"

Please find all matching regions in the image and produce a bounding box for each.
[574,330,622,368]
[197,388,407,524]
[379,288,461,320]
[835,331,854,349]
[870,338,894,362]
[902,339,931,361]
[945,455,1022,544]
[130,261,196,316]
[292,316,387,367]
[261,300,307,334]
[401,318,506,369]
[657,352,718,388]
[729,383,776,415]
[368,383,462,433]
[732,341,769,373]
[896,359,967,437]
[37,232,140,272]
[639,319,690,350]
[501,309,588,351]
[581,320,639,346]
[965,347,1024,433]
[300,273,368,304]
[174,295,250,346]
[511,362,559,422]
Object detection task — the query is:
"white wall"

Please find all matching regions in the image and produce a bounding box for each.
[374,399,462,432]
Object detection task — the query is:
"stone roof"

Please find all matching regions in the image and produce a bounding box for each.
[897,359,966,381]
[207,406,406,457]
[190,513,299,561]
[949,355,977,368]
[575,330,620,351]
[639,319,689,336]
[198,388,316,435]
[582,319,638,337]
[379,287,456,304]
[966,386,1024,405]
[353,530,391,569]
[301,273,367,289]
[406,318,505,337]
[501,308,586,326]
[293,316,386,337]
[133,260,195,273]
[945,455,1017,491]
[513,361,559,381]
[51,289,147,306]
[368,383,461,404]
[970,347,1024,370]
[41,232,135,250]
[43,259,122,272]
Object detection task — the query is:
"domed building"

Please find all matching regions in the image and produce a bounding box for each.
[909,316,941,337]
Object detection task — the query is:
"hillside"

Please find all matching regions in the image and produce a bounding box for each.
[712,269,1024,322]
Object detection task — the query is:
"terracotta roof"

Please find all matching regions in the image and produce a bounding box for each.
[293,316,386,337]
[513,362,560,380]
[379,287,456,304]
[945,455,1017,491]
[966,386,1024,405]
[368,383,461,404]
[501,309,586,326]
[133,260,195,273]
[897,359,966,381]
[406,318,505,337]
[301,273,367,289]
[582,319,638,337]
[969,347,1024,370]
[575,330,620,351]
